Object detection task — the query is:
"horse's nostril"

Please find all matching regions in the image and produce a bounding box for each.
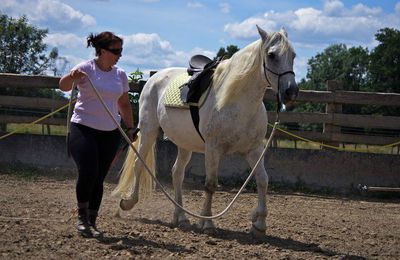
[285,86,299,100]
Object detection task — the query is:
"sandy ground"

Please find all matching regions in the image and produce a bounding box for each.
[0,171,399,259]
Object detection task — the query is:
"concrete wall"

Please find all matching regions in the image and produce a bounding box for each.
[1,134,399,193]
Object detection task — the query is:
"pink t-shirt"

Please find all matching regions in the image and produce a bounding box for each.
[70,59,130,131]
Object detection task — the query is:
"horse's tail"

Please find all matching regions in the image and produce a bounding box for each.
[112,133,155,200]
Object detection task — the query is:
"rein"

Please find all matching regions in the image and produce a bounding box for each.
[77,75,280,220]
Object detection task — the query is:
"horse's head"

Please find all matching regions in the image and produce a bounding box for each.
[257,25,299,111]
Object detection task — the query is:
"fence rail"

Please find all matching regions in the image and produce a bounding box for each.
[1,73,399,148]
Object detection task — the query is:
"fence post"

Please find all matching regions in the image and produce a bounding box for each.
[323,80,343,148]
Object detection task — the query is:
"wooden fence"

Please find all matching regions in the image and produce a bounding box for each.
[1,73,400,147]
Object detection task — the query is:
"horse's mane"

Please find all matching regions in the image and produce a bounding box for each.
[213,31,291,109]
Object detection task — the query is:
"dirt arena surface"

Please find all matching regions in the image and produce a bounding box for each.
[0,171,399,259]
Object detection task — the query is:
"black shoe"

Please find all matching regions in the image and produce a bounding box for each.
[77,208,92,238]
[89,225,102,238]
[88,210,103,238]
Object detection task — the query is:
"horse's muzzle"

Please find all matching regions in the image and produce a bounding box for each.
[280,83,298,111]
[284,82,299,103]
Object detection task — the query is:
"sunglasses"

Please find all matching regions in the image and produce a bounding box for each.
[103,47,123,55]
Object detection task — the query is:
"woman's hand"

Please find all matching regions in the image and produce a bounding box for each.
[59,69,88,91]
[126,128,139,142]
[70,69,88,80]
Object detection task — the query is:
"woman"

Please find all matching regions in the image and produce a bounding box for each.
[59,31,137,237]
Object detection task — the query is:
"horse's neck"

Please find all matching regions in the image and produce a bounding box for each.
[220,69,266,113]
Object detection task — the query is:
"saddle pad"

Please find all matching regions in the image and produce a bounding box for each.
[163,72,210,109]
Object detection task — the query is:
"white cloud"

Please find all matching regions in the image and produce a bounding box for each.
[44,33,85,49]
[348,3,382,16]
[223,1,400,81]
[293,56,309,81]
[323,0,344,16]
[187,2,203,9]
[42,31,215,74]
[120,33,214,71]
[1,0,96,31]
[220,3,230,14]
[224,16,277,39]
[395,2,400,13]
[224,0,399,46]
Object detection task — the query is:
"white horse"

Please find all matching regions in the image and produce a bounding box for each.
[113,25,298,236]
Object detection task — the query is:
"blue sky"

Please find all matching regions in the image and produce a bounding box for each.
[2,0,400,81]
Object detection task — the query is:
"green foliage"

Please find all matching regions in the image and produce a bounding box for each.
[0,13,58,75]
[128,68,144,83]
[128,91,139,125]
[127,68,144,125]
[215,45,240,60]
[368,28,400,93]
[304,44,369,92]
[0,13,62,98]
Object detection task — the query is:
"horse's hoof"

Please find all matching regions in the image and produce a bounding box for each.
[250,224,266,238]
[119,199,137,211]
[178,219,191,229]
[203,227,217,235]
[200,220,216,235]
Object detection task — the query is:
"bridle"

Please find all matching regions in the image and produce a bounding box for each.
[262,59,295,113]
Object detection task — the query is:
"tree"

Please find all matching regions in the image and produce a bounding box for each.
[0,13,61,98]
[0,13,58,75]
[302,44,369,92]
[215,45,240,60]
[367,28,400,93]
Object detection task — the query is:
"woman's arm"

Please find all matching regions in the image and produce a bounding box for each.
[118,92,134,129]
[118,92,138,141]
[59,70,87,91]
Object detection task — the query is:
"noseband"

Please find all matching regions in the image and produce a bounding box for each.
[263,61,295,112]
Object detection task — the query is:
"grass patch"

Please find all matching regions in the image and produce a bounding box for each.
[6,123,67,136]
[2,164,42,181]
[275,139,398,155]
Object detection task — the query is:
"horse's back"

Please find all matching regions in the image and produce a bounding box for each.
[140,68,185,104]
[137,68,205,152]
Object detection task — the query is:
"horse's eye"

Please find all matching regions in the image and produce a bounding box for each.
[268,52,275,59]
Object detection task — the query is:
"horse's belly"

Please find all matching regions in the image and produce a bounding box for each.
[158,106,205,153]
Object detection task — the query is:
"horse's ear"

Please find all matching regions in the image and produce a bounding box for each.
[280,27,288,38]
[256,25,268,42]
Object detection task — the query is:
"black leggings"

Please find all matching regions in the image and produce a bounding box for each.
[69,123,121,211]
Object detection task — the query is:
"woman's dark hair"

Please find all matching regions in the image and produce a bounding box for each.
[87,31,123,56]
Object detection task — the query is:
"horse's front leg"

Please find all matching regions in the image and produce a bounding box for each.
[199,146,220,234]
[246,146,268,237]
[172,147,192,227]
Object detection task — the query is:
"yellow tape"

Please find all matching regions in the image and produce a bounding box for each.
[0,102,74,140]
[268,123,400,153]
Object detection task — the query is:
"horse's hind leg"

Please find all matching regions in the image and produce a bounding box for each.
[199,147,220,234]
[245,146,268,237]
[172,147,192,227]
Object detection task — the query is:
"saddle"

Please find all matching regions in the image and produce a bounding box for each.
[181,54,220,105]
[180,55,220,142]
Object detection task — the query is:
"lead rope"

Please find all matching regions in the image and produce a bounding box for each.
[66,82,77,157]
[86,76,279,220]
